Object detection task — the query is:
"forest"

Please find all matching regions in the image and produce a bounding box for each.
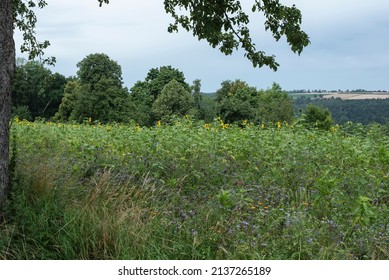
[293,96,389,125]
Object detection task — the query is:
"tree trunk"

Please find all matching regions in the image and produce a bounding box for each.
[0,0,15,221]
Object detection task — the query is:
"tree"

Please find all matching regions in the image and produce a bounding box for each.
[191,79,202,117]
[257,82,293,123]
[76,53,123,89]
[216,80,260,123]
[12,58,66,119]
[152,79,195,122]
[54,80,81,122]
[1,0,309,217]
[70,78,134,123]
[0,0,16,218]
[145,66,190,98]
[55,54,133,123]
[130,66,190,126]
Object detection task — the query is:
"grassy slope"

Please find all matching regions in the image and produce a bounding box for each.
[1,119,388,259]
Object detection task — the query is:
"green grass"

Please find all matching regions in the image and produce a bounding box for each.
[1,118,388,259]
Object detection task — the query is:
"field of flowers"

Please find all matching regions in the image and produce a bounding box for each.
[1,118,388,259]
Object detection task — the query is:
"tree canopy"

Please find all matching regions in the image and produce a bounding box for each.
[130,66,190,126]
[76,53,123,88]
[12,58,66,119]
[152,79,195,122]
[55,53,133,123]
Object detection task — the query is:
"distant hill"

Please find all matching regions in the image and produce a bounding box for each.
[293,97,389,125]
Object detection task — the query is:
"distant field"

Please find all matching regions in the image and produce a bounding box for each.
[322,93,389,100]
[289,92,389,100]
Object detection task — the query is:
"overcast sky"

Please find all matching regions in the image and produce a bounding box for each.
[14,0,389,92]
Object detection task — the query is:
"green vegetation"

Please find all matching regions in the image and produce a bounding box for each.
[1,118,388,259]
[152,79,195,122]
[299,104,334,131]
[12,58,67,120]
[216,81,293,124]
[54,54,133,123]
[294,97,389,125]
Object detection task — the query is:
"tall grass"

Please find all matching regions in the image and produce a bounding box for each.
[1,119,388,259]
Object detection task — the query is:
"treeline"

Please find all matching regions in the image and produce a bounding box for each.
[294,97,389,125]
[12,53,293,126]
[12,53,388,127]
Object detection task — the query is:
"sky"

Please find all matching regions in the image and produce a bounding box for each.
[14,0,389,93]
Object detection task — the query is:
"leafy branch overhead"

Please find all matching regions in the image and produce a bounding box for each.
[164,0,310,70]
[13,0,55,65]
[13,0,309,70]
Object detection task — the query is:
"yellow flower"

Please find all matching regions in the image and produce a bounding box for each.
[242,119,248,126]
[261,123,265,129]
[204,123,210,129]
[157,120,161,127]
[277,121,281,129]
[88,117,92,124]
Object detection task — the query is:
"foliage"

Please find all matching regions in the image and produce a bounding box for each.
[191,79,203,118]
[130,66,190,126]
[12,58,66,119]
[301,104,334,130]
[152,79,195,122]
[216,81,292,124]
[294,97,389,125]
[257,82,293,123]
[200,93,218,123]
[12,0,55,64]
[54,80,81,122]
[76,53,123,89]
[217,80,260,123]
[55,54,133,123]
[164,0,310,70]
[70,78,134,123]
[2,119,389,259]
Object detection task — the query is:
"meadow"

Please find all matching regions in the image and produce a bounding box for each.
[0,118,388,259]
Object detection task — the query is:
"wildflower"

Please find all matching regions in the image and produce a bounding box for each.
[157,120,161,127]
[204,123,210,129]
[261,122,265,129]
[242,119,248,126]
[14,117,19,124]
[88,117,92,124]
[277,121,281,129]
